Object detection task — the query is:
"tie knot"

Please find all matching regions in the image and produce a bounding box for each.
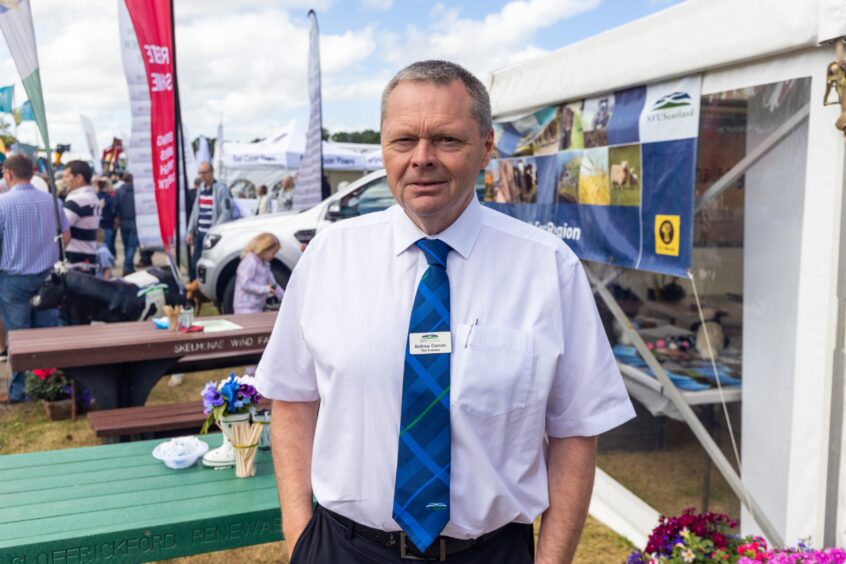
[416,238,452,268]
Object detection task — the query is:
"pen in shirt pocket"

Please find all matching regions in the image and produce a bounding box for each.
[464,318,479,348]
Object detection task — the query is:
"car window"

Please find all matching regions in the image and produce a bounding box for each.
[337,177,395,218]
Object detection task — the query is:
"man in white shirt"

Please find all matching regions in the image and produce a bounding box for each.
[255,60,635,563]
[62,160,100,267]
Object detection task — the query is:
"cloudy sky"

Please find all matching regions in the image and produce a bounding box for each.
[0,0,682,155]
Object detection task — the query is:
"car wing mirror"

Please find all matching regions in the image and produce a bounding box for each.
[326,202,343,220]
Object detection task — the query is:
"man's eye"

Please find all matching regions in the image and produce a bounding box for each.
[392,138,416,148]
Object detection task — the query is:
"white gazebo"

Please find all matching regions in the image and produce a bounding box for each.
[488,0,846,548]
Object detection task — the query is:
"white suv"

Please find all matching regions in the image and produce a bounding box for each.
[197,169,393,313]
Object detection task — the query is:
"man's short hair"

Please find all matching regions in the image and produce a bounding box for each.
[122,172,134,184]
[3,154,34,181]
[198,161,213,172]
[66,160,93,184]
[380,60,492,136]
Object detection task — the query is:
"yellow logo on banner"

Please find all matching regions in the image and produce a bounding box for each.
[655,215,680,256]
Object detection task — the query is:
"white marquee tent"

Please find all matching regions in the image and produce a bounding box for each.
[219,122,380,208]
[223,122,368,171]
[488,0,846,548]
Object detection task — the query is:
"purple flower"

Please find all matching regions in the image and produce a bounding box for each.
[201,382,224,414]
[239,383,260,406]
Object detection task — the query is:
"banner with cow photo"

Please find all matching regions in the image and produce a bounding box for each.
[487,75,701,277]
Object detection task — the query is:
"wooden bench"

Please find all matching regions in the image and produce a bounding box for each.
[0,435,283,562]
[87,401,209,439]
[88,399,273,440]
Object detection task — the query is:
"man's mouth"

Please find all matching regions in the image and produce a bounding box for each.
[407,180,447,189]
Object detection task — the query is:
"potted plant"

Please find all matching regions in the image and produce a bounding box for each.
[627,508,846,563]
[24,369,74,420]
[200,373,264,478]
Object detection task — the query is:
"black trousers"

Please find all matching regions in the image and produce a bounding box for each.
[290,506,535,564]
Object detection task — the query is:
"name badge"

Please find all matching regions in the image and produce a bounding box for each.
[409,332,452,355]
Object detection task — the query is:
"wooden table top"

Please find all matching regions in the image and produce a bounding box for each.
[0,435,283,562]
[8,313,277,372]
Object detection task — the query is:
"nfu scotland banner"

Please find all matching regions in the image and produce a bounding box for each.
[487,76,700,276]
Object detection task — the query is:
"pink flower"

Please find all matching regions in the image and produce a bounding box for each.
[32,368,57,381]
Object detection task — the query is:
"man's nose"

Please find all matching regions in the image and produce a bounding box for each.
[410,139,436,168]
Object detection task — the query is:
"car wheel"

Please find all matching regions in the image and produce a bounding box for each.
[221,275,236,314]
[270,262,291,290]
[221,263,291,315]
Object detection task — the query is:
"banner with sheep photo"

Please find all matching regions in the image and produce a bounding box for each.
[486,75,701,276]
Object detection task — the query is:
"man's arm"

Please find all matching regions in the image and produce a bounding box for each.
[270,399,319,560]
[535,435,597,564]
[62,230,71,246]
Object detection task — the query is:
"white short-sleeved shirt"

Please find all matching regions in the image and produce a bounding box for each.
[255,196,635,538]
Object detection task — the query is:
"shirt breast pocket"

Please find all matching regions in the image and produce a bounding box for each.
[454,324,534,418]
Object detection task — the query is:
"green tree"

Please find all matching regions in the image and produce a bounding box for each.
[329,129,380,144]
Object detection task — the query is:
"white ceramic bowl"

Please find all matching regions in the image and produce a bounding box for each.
[152,436,210,469]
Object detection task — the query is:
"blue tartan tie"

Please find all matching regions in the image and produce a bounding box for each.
[393,238,453,552]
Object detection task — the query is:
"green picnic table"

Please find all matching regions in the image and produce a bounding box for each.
[0,435,284,563]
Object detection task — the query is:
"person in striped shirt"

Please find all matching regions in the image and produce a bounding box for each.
[187,162,236,280]
[62,161,101,267]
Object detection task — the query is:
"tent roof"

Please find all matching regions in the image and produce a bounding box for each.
[488,0,846,117]
[223,123,369,170]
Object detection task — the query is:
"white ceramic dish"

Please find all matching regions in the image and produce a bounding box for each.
[152,436,210,469]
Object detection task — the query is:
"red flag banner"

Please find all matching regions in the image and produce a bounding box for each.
[124,0,176,251]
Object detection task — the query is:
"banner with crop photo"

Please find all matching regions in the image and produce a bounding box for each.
[487,75,700,276]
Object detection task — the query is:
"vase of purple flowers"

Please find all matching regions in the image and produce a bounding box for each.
[200,373,263,477]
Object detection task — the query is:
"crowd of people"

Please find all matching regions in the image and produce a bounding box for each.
[0,154,286,402]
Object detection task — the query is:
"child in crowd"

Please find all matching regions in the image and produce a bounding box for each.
[234,232,284,314]
[96,229,115,279]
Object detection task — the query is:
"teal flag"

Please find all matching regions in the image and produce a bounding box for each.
[13,100,34,125]
[0,85,12,113]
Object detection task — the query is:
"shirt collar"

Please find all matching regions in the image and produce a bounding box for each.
[10,183,35,191]
[391,195,483,260]
[75,185,95,194]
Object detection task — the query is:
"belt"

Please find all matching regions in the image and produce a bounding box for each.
[320,506,510,561]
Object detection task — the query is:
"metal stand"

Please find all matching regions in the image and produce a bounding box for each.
[586,265,783,546]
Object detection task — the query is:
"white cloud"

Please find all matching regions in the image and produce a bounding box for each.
[379,0,600,82]
[0,1,374,156]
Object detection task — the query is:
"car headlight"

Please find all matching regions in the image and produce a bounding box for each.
[203,233,222,250]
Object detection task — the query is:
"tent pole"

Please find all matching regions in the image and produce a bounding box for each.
[585,265,784,547]
[824,101,846,544]
[696,103,809,212]
[169,0,181,272]
[44,154,65,263]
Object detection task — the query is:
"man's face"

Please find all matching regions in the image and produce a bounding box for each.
[62,168,85,190]
[198,166,214,186]
[381,80,493,231]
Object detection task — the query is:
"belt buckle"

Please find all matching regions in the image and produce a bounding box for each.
[399,533,446,562]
